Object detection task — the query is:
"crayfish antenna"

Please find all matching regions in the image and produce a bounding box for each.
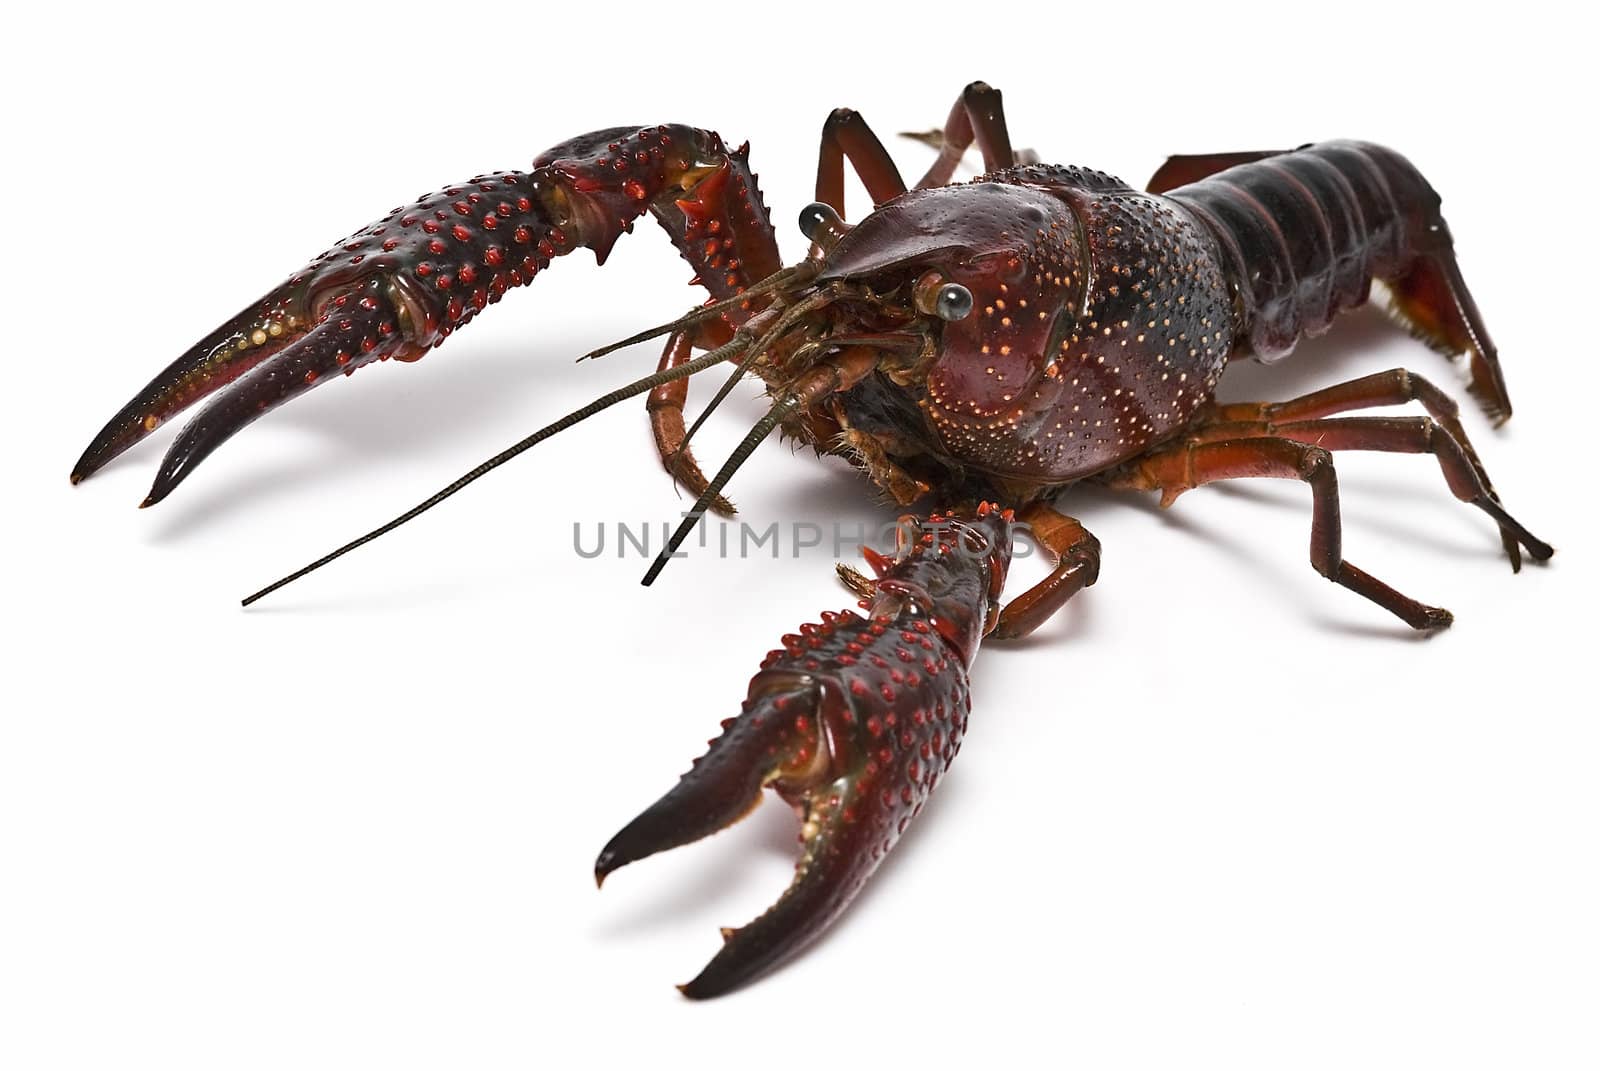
[240,342,740,606]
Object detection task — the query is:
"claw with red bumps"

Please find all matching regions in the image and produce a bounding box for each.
[71,125,782,505]
[68,169,563,504]
[595,505,1014,998]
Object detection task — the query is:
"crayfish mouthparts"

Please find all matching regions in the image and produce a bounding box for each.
[594,506,1014,998]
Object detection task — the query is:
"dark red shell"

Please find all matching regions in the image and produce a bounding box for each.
[597,508,1014,997]
[287,171,567,348]
[831,168,1232,486]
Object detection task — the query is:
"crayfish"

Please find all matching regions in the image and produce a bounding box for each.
[72,82,1552,997]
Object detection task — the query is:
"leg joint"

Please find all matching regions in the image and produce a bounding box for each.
[824,107,861,130]
[1297,444,1335,483]
[1068,535,1102,586]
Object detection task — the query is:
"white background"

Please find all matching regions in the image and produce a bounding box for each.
[3,3,1594,1068]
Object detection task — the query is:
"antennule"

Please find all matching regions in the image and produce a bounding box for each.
[670,286,841,468]
[642,346,878,587]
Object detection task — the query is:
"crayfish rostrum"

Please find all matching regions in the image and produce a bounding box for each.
[72,82,1552,996]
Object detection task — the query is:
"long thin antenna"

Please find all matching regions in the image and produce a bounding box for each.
[674,360,753,464]
[641,393,801,587]
[242,343,742,607]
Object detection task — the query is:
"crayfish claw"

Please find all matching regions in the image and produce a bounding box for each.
[598,506,1016,996]
[599,669,874,998]
[71,161,573,503]
[597,676,861,996]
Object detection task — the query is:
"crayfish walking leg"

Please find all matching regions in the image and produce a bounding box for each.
[1104,388,1551,630]
[596,505,1014,998]
[1201,369,1553,571]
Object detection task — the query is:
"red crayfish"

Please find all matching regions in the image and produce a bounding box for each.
[71,82,1552,997]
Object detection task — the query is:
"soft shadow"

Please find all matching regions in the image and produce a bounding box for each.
[1304,615,1453,642]
[144,457,381,544]
[1207,479,1503,562]
[1079,481,1271,569]
[135,334,633,539]
[237,575,483,615]
[1049,475,1488,640]
[779,460,892,522]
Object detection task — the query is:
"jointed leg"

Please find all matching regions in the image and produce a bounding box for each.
[992,503,1101,640]
[1215,367,1491,484]
[650,329,736,516]
[1108,437,1454,630]
[814,108,907,218]
[1194,416,1549,565]
[642,105,913,502]
[1205,368,1551,568]
[914,81,1016,188]
[1213,367,1463,426]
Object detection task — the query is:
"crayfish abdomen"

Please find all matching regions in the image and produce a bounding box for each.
[1156,140,1511,421]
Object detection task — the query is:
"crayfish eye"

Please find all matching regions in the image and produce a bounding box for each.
[914,272,974,322]
[935,283,974,321]
[798,202,848,249]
